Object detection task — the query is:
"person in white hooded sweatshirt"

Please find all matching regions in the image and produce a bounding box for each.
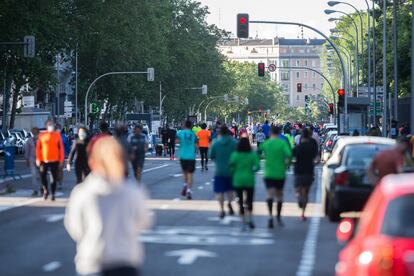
[64,135,152,276]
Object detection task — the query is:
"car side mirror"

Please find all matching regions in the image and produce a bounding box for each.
[336,218,355,244]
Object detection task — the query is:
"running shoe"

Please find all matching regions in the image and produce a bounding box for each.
[267,218,274,229]
[186,191,192,200]
[181,185,188,197]
[248,221,256,230]
[219,211,225,219]
[205,166,208,171]
[43,191,49,200]
[228,203,235,216]
[300,214,307,221]
[51,194,55,201]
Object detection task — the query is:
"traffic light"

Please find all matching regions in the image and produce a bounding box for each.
[304,95,310,113]
[329,103,334,115]
[297,83,302,92]
[237,14,249,38]
[24,35,35,58]
[258,62,265,77]
[147,67,155,81]
[337,89,345,111]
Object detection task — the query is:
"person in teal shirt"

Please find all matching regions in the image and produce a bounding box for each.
[260,125,292,228]
[176,120,197,200]
[209,126,237,219]
[230,137,260,231]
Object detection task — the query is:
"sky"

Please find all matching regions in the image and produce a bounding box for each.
[197,0,367,39]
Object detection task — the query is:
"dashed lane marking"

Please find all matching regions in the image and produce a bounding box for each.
[42,261,61,272]
[296,168,322,276]
[143,164,169,173]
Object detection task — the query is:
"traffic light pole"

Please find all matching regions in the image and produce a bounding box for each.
[250,20,348,132]
[84,70,153,126]
[272,66,337,125]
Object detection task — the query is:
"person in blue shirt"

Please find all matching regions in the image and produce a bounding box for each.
[262,120,270,139]
[176,120,197,200]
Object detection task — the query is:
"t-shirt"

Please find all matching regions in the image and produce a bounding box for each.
[260,137,292,180]
[256,132,266,143]
[294,139,318,175]
[371,148,404,181]
[196,129,211,148]
[230,151,260,188]
[129,133,148,160]
[177,129,196,160]
[262,124,270,138]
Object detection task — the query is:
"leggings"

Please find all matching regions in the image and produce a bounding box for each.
[235,188,254,215]
[39,162,59,195]
[168,143,175,156]
[75,164,90,184]
[199,147,208,166]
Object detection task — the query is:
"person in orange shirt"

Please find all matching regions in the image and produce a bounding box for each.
[36,120,64,201]
[196,123,211,171]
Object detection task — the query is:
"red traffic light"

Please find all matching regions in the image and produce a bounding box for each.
[329,103,334,115]
[337,89,345,96]
[237,14,249,38]
[297,83,302,93]
[239,17,247,24]
[258,62,265,77]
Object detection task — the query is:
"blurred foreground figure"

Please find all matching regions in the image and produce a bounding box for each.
[65,136,152,276]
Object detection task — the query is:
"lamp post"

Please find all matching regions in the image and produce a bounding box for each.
[382,0,387,137]
[328,1,365,84]
[392,0,398,121]
[326,10,360,95]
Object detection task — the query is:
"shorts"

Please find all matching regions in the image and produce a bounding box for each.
[264,178,285,190]
[131,158,145,170]
[294,175,314,188]
[180,160,196,173]
[213,176,233,193]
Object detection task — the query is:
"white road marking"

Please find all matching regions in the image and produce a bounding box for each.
[42,261,61,272]
[204,182,211,186]
[197,186,204,190]
[173,198,181,201]
[208,216,240,225]
[44,214,65,223]
[173,174,183,177]
[0,173,32,184]
[143,164,169,173]
[160,204,169,210]
[165,249,217,265]
[296,168,322,276]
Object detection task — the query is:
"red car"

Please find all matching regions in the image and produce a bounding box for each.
[336,173,414,276]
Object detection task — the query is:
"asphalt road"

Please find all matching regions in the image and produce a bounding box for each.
[0,155,342,276]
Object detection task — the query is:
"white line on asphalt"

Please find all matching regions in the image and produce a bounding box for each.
[143,164,169,173]
[0,173,32,184]
[44,214,65,223]
[42,261,61,272]
[197,186,204,190]
[296,168,322,276]
[205,182,211,186]
[161,204,169,210]
[173,174,183,177]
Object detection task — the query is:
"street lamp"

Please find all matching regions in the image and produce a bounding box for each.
[327,14,360,95]
[327,1,365,84]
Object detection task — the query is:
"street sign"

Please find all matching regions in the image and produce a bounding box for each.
[201,84,208,95]
[165,249,217,265]
[268,64,276,72]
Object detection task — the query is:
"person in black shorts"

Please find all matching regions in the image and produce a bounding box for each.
[161,125,169,157]
[128,125,148,183]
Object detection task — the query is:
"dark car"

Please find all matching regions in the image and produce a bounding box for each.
[323,140,394,222]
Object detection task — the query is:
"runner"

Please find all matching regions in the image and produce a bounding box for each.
[167,125,177,160]
[262,120,270,139]
[24,127,40,196]
[230,137,260,231]
[210,125,237,218]
[128,125,149,183]
[196,123,211,171]
[293,128,318,221]
[36,120,65,201]
[67,127,90,184]
[176,120,197,200]
[260,126,292,227]
[161,125,170,157]
[367,136,412,184]
[283,126,295,149]
[255,127,266,154]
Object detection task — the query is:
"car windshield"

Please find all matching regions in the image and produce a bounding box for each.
[344,144,391,167]
[381,194,414,238]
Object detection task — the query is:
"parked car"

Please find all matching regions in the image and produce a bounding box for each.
[321,136,395,222]
[336,173,414,276]
[321,130,338,162]
[9,131,25,154]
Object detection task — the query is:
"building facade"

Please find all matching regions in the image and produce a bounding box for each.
[218,37,326,107]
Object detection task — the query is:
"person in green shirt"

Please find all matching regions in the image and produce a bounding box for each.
[260,125,292,228]
[209,126,237,219]
[230,137,260,231]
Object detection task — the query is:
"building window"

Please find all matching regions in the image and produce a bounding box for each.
[305,83,308,90]
[312,71,316,78]
[321,83,324,89]
[312,83,316,90]
[281,71,289,81]
[296,60,300,67]
[296,72,300,79]
[304,71,308,79]
[281,59,289,67]
[304,60,308,66]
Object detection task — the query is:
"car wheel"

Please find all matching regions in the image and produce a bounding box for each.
[327,196,341,222]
